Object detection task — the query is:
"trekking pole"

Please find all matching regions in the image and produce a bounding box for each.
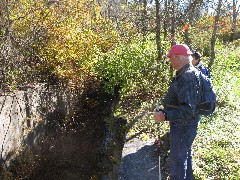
[157,123,162,180]
[155,105,162,180]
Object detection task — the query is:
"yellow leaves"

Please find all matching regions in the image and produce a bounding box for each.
[128,129,136,137]
[140,133,151,141]
[8,0,120,90]
[54,60,94,89]
[44,15,119,63]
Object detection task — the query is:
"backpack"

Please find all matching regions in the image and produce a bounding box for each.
[196,71,217,116]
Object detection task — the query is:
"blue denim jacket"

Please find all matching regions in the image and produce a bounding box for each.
[162,63,201,123]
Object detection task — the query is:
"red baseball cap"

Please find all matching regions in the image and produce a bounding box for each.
[166,44,193,58]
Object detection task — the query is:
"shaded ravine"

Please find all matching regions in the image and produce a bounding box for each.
[0,83,127,179]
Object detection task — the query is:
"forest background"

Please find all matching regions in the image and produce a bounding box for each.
[0,0,239,179]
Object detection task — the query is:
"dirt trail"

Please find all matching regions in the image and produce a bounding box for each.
[119,138,166,180]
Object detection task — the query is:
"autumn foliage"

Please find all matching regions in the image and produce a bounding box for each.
[6,0,121,90]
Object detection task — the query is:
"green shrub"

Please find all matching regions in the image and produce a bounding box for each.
[96,35,171,103]
[192,44,240,179]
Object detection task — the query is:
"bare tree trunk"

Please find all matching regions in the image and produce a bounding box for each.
[170,0,176,78]
[163,0,168,40]
[155,0,161,62]
[142,0,148,41]
[231,0,238,41]
[184,28,191,48]
[170,0,176,46]
[0,0,11,93]
[208,0,222,69]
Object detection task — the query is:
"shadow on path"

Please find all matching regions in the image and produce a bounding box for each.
[119,138,167,180]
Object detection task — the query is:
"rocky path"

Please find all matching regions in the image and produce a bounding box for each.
[119,138,166,180]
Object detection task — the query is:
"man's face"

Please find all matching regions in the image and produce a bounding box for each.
[169,54,180,70]
[192,58,198,66]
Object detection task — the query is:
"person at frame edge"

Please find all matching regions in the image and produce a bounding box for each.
[154,44,202,180]
[192,52,209,77]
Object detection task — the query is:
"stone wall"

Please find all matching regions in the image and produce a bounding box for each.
[0,83,124,179]
[0,84,58,163]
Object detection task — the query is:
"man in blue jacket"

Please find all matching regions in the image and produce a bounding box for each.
[154,44,202,180]
[192,52,209,76]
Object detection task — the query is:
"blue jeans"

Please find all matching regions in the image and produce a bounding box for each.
[169,118,200,180]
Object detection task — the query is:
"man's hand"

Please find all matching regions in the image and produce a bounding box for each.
[154,111,166,123]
